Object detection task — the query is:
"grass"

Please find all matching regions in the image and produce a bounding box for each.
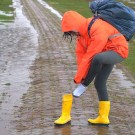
[0,15,14,21]
[0,0,14,21]
[122,38,135,77]
[44,0,92,17]
[44,0,135,78]
[116,0,135,78]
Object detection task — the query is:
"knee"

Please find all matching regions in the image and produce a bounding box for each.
[92,54,102,65]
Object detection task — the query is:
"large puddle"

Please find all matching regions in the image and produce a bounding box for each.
[0,0,38,134]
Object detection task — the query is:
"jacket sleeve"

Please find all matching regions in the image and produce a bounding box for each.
[76,37,86,66]
[74,27,109,84]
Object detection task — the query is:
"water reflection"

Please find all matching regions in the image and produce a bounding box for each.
[0,0,38,134]
[55,123,109,135]
[55,124,71,135]
[96,126,109,135]
[61,125,71,135]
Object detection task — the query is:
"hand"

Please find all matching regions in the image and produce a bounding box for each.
[72,84,87,97]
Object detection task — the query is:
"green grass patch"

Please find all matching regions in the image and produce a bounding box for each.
[44,0,92,17]
[44,0,135,78]
[0,15,14,21]
[122,37,135,78]
[0,0,14,21]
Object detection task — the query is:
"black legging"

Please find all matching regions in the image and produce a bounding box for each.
[82,51,124,101]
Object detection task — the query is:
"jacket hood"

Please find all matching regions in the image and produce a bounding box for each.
[61,11,87,35]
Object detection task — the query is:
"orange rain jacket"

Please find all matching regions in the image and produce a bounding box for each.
[62,11,128,84]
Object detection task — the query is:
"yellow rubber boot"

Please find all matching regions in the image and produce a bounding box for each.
[54,94,73,125]
[88,101,110,126]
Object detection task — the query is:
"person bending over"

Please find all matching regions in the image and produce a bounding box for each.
[55,10,128,126]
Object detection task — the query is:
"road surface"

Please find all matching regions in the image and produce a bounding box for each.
[0,0,135,134]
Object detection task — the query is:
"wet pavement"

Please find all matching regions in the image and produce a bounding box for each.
[0,0,135,135]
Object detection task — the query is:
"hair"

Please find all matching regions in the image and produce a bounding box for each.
[63,31,73,42]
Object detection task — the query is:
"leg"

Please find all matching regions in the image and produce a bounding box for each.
[87,51,124,125]
[82,51,124,86]
[73,51,124,97]
[88,65,112,125]
[94,64,114,101]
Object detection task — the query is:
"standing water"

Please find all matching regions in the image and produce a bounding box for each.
[0,0,38,134]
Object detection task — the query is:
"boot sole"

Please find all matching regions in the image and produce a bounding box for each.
[88,122,109,127]
[54,121,71,126]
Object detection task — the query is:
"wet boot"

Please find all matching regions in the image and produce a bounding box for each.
[54,94,73,125]
[88,101,110,126]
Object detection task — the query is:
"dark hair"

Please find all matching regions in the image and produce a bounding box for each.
[63,31,73,42]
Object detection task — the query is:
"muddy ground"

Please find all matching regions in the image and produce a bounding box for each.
[0,0,135,135]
